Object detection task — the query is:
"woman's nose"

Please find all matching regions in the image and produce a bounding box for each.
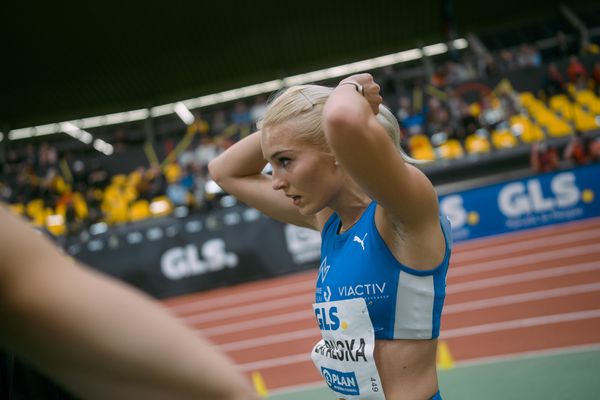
[271,170,287,191]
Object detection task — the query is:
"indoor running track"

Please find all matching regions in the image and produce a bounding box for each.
[163,217,600,393]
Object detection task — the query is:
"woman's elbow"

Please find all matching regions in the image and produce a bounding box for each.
[323,106,363,142]
[323,103,360,128]
[207,158,223,183]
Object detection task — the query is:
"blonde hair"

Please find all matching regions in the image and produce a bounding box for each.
[259,84,420,163]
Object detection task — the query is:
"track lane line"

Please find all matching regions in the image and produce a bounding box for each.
[197,283,600,337]
[164,220,600,310]
[449,243,600,278]
[233,311,600,370]
[213,308,600,353]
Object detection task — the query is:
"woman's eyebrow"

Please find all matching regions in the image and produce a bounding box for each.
[266,149,292,161]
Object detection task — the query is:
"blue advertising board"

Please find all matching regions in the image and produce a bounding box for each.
[439,163,600,242]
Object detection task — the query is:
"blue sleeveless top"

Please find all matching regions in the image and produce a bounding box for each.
[315,201,452,340]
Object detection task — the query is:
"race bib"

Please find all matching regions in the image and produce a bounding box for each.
[311,298,384,399]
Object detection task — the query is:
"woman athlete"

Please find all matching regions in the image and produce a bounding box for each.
[209,73,451,400]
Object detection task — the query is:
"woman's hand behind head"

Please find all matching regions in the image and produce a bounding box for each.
[339,73,383,114]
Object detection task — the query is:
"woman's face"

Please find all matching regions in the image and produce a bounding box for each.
[262,124,342,215]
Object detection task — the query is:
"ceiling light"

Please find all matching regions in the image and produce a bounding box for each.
[174,102,195,125]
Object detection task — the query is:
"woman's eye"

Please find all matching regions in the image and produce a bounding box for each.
[279,158,291,167]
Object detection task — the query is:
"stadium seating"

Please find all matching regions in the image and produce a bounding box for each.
[408,134,436,161]
[465,133,492,154]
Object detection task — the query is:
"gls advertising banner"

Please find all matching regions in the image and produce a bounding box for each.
[64,207,322,298]
[64,164,598,298]
[439,164,600,242]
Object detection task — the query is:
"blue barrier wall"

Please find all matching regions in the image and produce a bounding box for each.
[61,163,600,297]
[439,163,600,242]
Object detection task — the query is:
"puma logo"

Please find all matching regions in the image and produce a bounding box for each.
[353,233,367,251]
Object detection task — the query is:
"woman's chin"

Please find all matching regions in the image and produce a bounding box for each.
[297,202,323,217]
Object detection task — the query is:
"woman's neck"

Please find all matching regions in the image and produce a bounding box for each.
[329,182,371,233]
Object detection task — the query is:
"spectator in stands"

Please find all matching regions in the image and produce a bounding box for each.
[112,128,129,153]
[499,49,517,72]
[380,65,399,99]
[250,95,267,130]
[481,54,500,78]
[395,96,411,125]
[60,192,84,235]
[211,109,228,135]
[166,172,190,207]
[195,137,220,169]
[516,44,542,69]
[445,61,472,85]
[556,31,572,59]
[582,38,600,56]
[426,97,451,137]
[592,62,600,96]
[590,137,600,161]
[566,56,588,90]
[71,159,88,193]
[5,149,22,175]
[192,112,210,136]
[178,142,197,167]
[231,101,252,139]
[87,163,109,189]
[459,100,480,138]
[136,167,152,201]
[544,63,566,98]
[84,187,103,226]
[396,95,427,137]
[140,166,167,201]
[563,131,592,166]
[24,143,39,174]
[498,85,521,119]
[38,142,58,172]
[531,142,560,173]
[430,64,447,88]
[479,96,505,132]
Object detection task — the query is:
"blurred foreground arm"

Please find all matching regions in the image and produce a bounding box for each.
[0,205,258,400]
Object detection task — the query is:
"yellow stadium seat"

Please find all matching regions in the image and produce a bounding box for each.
[149,196,173,217]
[519,92,536,107]
[465,134,491,154]
[128,170,142,186]
[46,213,66,236]
[73,192,88,219]
[123,185,138,203]
[468,103,481,117]
[510,115,544,143]
[129,199,151,222]
[26,199,45,220]
[411,147,436,161]
[111,174,127,186]
[409,135,436,161]
[102,191,129,224]
[573,106,599,132]
[491,130,518,149]
[549,95,575,120]
[578,91,600,114]
[437,139,464,160]
[164,163,182,184]
[104,185,121,201]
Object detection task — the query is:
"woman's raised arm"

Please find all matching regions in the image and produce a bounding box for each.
[322,74,440,229]
[0,205,258,400]
[208,131,321,229]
